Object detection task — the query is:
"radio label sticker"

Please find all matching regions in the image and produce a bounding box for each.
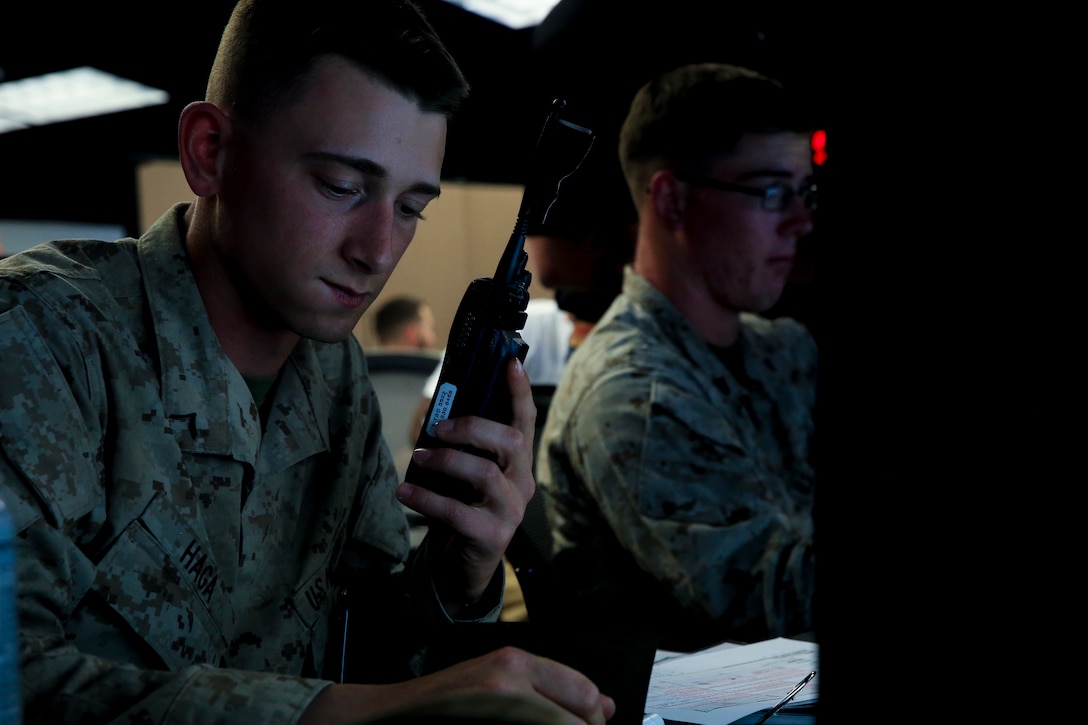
[426,383,457,437]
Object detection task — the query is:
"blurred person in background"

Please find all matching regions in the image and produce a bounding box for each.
[373,294,438,351]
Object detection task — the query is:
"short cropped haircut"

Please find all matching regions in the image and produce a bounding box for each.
[374,295,425,344]
[207,0,469,122]
[618,63,813,204]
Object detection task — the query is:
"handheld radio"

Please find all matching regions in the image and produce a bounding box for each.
[405,99,594,502]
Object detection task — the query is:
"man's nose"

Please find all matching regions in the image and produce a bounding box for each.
[343,205,397,275]
[783,198,815,239]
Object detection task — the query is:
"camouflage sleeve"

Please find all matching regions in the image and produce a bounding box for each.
[0,304,331,723]
[562,371,814,637]
[13,520,330,724]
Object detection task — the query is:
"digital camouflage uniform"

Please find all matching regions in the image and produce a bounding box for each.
[537,267,816,651]
[0,203,499,723]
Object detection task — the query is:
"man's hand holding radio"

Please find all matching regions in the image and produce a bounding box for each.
[396,357,536,614]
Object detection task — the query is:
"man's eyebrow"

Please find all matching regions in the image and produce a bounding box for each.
[308,151,441,197]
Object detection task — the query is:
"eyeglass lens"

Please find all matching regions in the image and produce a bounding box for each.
[767,184,817,211]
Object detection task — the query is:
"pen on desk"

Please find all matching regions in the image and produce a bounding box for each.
[753,670,816,725]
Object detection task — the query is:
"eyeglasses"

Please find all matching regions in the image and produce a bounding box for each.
[678,174,818,212]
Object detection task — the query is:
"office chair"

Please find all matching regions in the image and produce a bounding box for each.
[367,350,442,550]
[367,350,442,477]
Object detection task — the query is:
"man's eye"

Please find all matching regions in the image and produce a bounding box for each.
[319,177,361,199]
[396,200,426,220]
[763,184,795,209]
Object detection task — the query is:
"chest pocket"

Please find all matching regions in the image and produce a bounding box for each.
[92,488,350,676]
[93,512,229,670]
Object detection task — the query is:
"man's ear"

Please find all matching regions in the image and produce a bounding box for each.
[403,323,422,348]
[178,101,231,198]
[648,170,686,231]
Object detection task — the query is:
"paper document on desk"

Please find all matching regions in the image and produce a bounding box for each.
[643,637,818,725]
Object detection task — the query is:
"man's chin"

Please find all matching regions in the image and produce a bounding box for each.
[750,290,788,315]
[292,317,361,345]
[311,329,358,345]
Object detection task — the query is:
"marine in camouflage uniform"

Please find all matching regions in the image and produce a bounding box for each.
[0,204,501,723]
[537,267,816,651]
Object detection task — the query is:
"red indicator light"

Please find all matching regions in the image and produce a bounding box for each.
[811,129,827,166]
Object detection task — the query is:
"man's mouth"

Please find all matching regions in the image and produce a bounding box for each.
[325,280,367,308]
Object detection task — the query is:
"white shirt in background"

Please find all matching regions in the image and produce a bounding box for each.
[422,297,574,397]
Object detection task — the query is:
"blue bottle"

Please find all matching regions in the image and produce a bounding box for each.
[0,495,20,725]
